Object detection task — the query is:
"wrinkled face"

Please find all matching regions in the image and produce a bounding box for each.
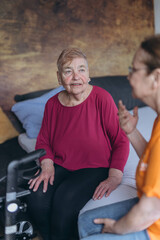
[57,57,90,95]
[128,48,153,100]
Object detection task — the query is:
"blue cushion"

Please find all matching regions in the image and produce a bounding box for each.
[12,86,64,138]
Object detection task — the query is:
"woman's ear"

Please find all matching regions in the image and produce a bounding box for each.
[88,77,91,83]
[157,68,160,82]
[57,71,62,85]
[153,69,160,89]
[151,69,160,90]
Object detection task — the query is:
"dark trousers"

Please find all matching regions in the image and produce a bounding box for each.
[25,164,109,240]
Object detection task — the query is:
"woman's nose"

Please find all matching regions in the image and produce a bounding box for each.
[72,71,79,80]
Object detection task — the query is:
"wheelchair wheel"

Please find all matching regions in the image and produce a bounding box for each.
[16,221,35,240]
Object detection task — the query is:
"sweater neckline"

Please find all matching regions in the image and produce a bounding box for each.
[57,85,95,108]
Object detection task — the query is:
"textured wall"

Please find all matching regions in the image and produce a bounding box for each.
[0,0,154,110]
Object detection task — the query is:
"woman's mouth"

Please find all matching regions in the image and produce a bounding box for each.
[71,83,82,86]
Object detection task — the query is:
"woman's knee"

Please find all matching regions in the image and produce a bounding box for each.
[78,210,103,238]
[78,198,139,239]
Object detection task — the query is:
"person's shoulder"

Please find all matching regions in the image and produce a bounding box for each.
[92,85,117,109]
[92,85,112,100]
[45,92,59,107]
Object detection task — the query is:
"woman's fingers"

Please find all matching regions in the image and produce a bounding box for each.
[49,174,54,185]
[30,176,43,192]
[94,218,116,233]
[119,118,131,128]
[35,169,40,176]
[93,175,121,200]
[28,173,49,192]
[93,185,109,200]
[94,218,105,224]
[118,100,139,134]
[118,100,126,112]
[133,106,138,117]
[43,178,49,193]
[28,169,40,185]
[105,188,112,197]
[93,180,112,200]
[28,176,40,190]
[93,184,103,199]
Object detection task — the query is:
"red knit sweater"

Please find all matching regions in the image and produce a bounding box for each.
[36,86,129,171]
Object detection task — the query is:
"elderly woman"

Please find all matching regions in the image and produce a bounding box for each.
[78,35,160,240]
[26,48,129,240]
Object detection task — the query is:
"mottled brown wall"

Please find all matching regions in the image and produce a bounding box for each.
[0,0,154,110]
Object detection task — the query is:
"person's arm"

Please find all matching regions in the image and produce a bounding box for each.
[127,128,147,158]
[93,94,129,200]
[94,194,160,234]
[29,100,55,192]
[118,100,147,158]
[35,102,55,163]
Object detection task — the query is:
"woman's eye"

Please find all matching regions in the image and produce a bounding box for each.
[79,69,85,72]
[64,70,72,75]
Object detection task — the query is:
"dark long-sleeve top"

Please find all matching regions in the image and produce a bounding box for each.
[36,86,129,172]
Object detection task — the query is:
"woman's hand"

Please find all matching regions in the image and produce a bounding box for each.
[93,169,123,200]
[28,158,55,193]
[118,100,138,135]
[94,195,160,235]
[94,218,116,233]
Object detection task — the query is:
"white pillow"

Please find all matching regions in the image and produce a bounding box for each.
[18,133,36,153]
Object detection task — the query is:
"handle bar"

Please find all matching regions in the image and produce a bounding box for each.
[5,149,46,240]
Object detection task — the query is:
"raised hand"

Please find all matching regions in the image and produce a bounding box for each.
[118,100,138,135]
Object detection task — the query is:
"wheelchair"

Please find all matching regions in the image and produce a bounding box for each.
[0,149,45,240]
